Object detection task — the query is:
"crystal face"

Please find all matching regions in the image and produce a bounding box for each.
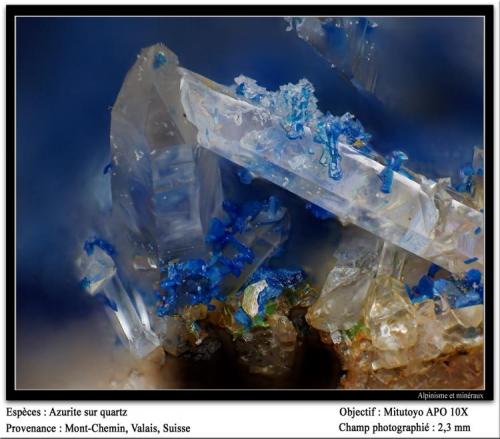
[73,25,485,392]
[285,17,379,99]
[77,240,160,357]
[364,274,418,352]
[306,228,380,332]
[110,45,223,285]
[180,68,483,275]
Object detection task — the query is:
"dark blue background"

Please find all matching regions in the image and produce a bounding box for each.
[16,17,484,329]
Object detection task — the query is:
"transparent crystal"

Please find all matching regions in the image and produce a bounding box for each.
[285,17,378,96]
[77,246,160,357]
[219,203,290,296]
[179,67,483,275]
[306,228,381,332]
[437,296,484,349]
[78,245,116,294]
[363,274,417,352]
[410,300,447,362]
[110,44,223,293]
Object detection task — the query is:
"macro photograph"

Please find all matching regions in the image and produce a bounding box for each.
[10,7,490,398]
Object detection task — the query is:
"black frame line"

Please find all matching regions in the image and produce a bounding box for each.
[6,4,494,401]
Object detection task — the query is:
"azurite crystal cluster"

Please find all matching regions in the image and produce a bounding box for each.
[76,28,484,389]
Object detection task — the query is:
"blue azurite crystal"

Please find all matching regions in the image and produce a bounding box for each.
[234,75,270,104]
[278,79,317,140]
[407,266,483,309]
[454,148,484,195]
[157,197,290,316]
[83,237,116,257]
[313,112,372,181]
[378,150,408,194]
[407,263,443,303]
[153,50,167,69]
[157,259,224,316]
[234,75,319,141]
[433,277,483,309]
[103,162,113,175]
[234,307,253,330]
[237,167,254,184]
[463,268,482,287]
[427,263,442,278]
[314,114,344,180]
[408,275,435,304]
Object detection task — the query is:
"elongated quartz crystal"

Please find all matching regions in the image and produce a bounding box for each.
[77,44,225,357]
[285,17,378,97]
[77,244,160,357]
[110,44,223,292]
[179,68,483,275]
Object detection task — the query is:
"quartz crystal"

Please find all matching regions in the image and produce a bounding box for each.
[110,44,223,292]
[77,241,160,357]
[306,228,381,332]
[285,17,378,97]
[308,235,484,374]
[363,274,418,352]
[76,37,484,389]
[157,197,291,318]
[410,300,447,363]
[179,67,483,275]
[78,45,225,357]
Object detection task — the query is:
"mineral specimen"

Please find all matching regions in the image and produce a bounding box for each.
[285,17,378,97]
[156,196,290,317]
[180,67,483,275]
[364,274,418,353]
[77,238,160,357]
[77,36,484,392]
[306,228,380,333]
[79,45,226,358]
[234,314,298,376]
[453,146,484,210]
[214,265,310,376]
[317,242,484,380]
[110,45,223,293]
[306,227,484,380]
